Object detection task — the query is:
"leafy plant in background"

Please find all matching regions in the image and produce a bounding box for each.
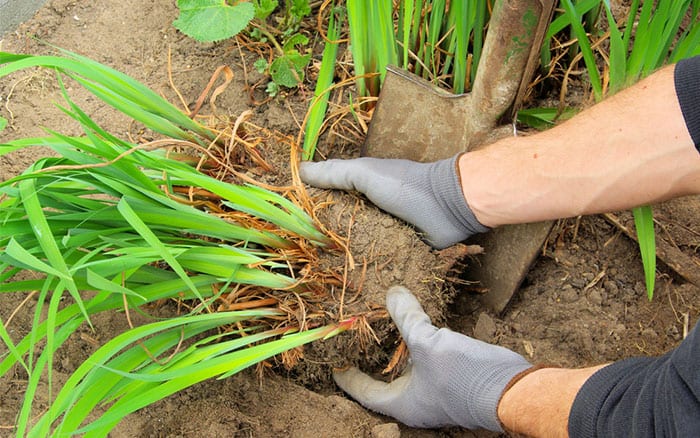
[560,0,700,298]
[173,0,311,42]
[173,0,256,43]
[346,1,396,98]
[398,0,489,94]
[345,0,490,98]
[174,0,313,93]
[0,50,349,436]
[272,0,312,33]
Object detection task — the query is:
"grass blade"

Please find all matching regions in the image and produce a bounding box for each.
[18,178,90,323]
[561,0,603,100]
[450,0,469,93]
[632,205,656,299]
[74,320,352,435]
[0,52,214,142]
[400,0,415,69]
[4,238,72,280]
[602,0,627,94]
[116,197,205,304]
[346,0,367,97]
[302,2,341,160]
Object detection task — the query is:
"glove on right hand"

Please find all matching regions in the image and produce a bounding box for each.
[334,286,532,432]
[299,155,489,249]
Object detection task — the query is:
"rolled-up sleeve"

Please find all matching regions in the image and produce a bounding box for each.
[568,321,700,437]
[675,55,700,150]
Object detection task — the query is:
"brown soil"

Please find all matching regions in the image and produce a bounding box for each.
[1,1,698,437]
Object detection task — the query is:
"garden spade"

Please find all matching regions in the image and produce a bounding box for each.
[362,0,556,313]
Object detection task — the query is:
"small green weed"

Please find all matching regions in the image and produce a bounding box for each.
[253,32,312,96]
[173,0,313,94]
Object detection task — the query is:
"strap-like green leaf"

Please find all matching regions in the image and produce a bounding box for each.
[633,205,656,299]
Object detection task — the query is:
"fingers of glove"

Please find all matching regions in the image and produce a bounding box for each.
[299,159,378,193]
[386,287,516,364]
[333,367,413,416]
[385,286,439,350]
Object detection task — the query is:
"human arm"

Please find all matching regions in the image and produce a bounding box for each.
[310,56,700,434]
[461,59,700,228]
[301,56,700,246]
[335,286,700,436]
[334,285,602,435]
[566,321,700,437]
[497,366,606,437]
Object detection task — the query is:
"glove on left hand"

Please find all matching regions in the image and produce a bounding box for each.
[334,286,532,432]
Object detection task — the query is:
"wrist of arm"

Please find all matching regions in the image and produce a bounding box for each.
[458,63,700,229]
[497,365,606,438]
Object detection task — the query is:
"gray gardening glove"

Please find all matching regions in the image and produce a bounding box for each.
[334,286,532,432]
[299,155,489,249]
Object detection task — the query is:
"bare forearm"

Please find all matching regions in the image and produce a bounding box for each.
[460,64,700,228]
[497,366,606,437]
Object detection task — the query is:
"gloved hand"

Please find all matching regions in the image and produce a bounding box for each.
[334,286,532,432]
[299,155,489,249]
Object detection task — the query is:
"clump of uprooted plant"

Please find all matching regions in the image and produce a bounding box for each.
[0,49,356,436]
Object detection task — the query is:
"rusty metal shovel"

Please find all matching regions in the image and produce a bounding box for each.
[362,0,556,313]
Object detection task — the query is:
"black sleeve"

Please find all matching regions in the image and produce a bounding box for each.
[568,321,700,437]
[675,55,700,151]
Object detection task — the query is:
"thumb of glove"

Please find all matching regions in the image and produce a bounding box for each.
[333,366,414,416]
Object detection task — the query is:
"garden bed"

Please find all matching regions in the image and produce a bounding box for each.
[1,1,698,437]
